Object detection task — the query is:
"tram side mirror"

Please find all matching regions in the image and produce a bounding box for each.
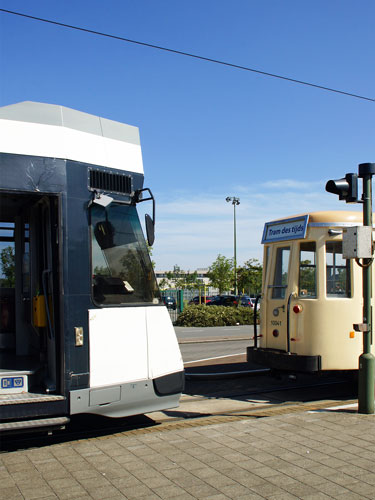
[94,221,115,249]
[145,214,155,247]
[325,173,358,203]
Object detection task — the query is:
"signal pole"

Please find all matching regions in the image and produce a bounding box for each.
[358,163,375,414]
[326,162,375,414]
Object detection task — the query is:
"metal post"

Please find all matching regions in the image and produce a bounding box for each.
[178,289,184,313]
[226,196,240,296]
[233,202,237,296]
[358,163,375,414]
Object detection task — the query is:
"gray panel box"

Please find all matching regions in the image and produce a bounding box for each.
[342,226,373,259]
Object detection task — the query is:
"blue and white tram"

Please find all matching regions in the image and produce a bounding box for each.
[0,101,184,433]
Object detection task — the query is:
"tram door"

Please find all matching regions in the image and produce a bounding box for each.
[0,193,60,394]
[266,245,293,351]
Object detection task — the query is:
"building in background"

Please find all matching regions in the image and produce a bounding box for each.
[155,268,212,291]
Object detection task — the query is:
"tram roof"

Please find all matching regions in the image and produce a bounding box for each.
[0,101,143,174]
[274,211,363,225]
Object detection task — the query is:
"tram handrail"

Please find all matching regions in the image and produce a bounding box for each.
[286,292,295,354]
[253,294,262,349]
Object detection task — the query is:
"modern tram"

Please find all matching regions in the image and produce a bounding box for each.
[247,211,375,371]
[0,101,184,433]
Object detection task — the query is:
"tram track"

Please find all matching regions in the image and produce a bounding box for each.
[1,375,357,452]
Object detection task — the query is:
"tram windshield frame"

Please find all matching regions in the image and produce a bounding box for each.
[90,203,160,306]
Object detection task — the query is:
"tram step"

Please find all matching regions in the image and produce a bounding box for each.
[0,392,66,405]
[0,416,69,433]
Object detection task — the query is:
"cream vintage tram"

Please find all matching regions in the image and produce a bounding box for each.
[247,211,373,371]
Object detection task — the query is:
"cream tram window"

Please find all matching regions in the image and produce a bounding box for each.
[326,241,351,297]
[272,247,290,299]
[299,242,316,297]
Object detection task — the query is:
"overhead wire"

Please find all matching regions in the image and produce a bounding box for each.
[1,8,374,103]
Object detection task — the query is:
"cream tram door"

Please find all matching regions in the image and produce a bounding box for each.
[266,245,293,351]
[261,216,309,355]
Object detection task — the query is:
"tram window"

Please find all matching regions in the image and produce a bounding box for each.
[326,241,351,297]
[0,223,15,289]
[272,247,290,299]
[299,242,316,297]
[91,204,160,306]
[0,222,16,333]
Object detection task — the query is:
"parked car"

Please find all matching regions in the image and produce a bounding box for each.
[239,296,253,307]
[207,295,238,307]
[161,296,177,310]
[239,296,260,309]
[249,297,261,310]
[189,296,216,305]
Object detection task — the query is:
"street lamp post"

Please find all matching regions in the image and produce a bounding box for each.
[226,196,240,295]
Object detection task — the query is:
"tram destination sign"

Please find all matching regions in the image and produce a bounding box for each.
[262,215,309,243]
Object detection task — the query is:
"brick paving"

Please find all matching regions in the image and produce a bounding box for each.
[1,407,375,499]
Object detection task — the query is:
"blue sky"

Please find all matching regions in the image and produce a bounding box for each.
[1,1,374,271]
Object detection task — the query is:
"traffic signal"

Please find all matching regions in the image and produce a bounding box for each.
[325,173,358,203]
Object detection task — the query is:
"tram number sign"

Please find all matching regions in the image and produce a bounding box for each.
[262,215,309,244]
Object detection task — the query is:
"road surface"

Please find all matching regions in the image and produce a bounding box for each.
[175,325,254,363]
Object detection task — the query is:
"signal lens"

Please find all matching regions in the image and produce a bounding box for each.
[272,329,279,337]
[293,304,302,314]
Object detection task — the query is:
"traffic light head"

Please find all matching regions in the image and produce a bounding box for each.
[325,173,358,203]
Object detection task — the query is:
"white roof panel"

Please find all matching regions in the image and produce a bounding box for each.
[0,101,144,174]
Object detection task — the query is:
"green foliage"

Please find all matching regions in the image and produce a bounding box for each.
[93,265,108,276]
[175,304,254,327]
[0,246,16,288]
[166,265,199,290]
[237,258,263,295]
[158,278,170,290]
[206,254,234,294]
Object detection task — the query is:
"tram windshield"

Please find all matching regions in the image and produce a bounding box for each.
[91,203,160,305]
[298,242,316,297]
[272,246,290,299]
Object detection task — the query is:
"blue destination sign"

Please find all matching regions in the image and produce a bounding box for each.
[262,215,309,243]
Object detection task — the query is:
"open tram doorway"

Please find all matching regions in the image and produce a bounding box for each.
[0,192,61,397]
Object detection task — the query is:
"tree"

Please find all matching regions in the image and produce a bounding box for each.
[180,271,199,290]
[237,258,263,295]
[166,265,199,290]
[158,278,170,290]
[0,246,16,288]
[207,254,233,294]
[166,265,182,288]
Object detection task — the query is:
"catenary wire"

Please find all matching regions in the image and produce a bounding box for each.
[1,8,374,103]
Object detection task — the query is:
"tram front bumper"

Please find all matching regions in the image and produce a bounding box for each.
[247,347,321,372]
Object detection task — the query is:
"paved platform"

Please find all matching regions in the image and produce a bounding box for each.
[1,403,375,500]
